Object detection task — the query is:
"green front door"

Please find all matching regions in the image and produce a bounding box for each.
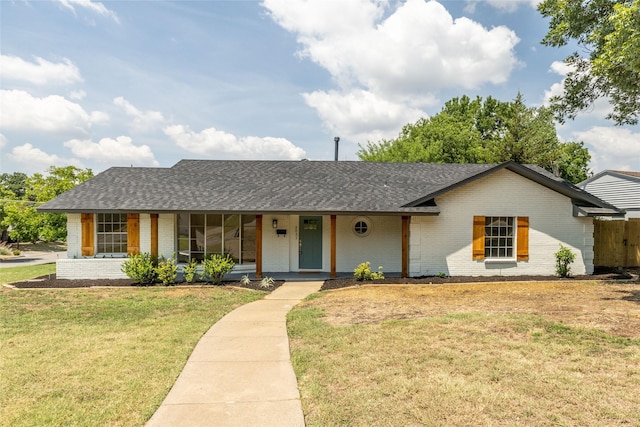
[299,216,323,269]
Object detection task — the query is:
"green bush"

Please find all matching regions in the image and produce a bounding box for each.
[182,259,199,283]
[156,255,178,286]
[555,244,576,277]
[353,261,384,281]
[200,254,235,285]
[121,253,157,285]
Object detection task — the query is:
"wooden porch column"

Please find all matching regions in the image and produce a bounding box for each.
[256,215,263,278]
[330,215,337,278]
[402,216,409,278]
[150,214,159,258]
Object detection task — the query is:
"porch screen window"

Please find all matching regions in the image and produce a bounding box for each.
[96,213,127,254]
[177,214,256,264]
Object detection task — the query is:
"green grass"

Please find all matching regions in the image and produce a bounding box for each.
[0,263,56,284]
[288,305,640,427]
[0,286,265,426]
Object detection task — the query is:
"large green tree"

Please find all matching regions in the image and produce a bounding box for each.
[539,0,640,125]
[1,166,93,243]
[358,94,591,183]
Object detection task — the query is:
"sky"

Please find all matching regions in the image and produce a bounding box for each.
[1,0,639,176]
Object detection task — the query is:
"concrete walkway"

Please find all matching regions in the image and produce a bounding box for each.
[146,281,323,427]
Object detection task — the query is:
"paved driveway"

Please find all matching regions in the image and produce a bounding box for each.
[0,251,64,267]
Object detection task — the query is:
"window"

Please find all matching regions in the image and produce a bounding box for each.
[352,217,372,237]
[473,216,529,261]
[177,214,256,263]
[96,213,127,254]
[484,216,514,258]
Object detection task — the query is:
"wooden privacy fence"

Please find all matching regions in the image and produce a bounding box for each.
[593,218,640,268]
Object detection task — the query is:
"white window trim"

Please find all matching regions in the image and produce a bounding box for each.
[96,213,128,256]
[483,216,515,260]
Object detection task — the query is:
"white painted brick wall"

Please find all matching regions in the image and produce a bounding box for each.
[56,258,128,279]
[158,214,175,258]
[263,215,291,272]
[410,169,594,277]
[66,213,81,259]
[140,214,151,254]
[336,215,402,272]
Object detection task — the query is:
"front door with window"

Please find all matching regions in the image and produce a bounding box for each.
[299,216,323,269]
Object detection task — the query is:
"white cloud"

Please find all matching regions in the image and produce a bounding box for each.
[265,0,519,95]
[69,89,86,100]
[164,125,307,160]
[465,0,541,13]
[64,136,159,166]
[573,127,640,172]
[0,55,83,85]
[113,97,165,132]
[0,90,107,134]
[57,0,119,22]
[8,143,81,173]
[303,89,427,142]
[264,0,519,143]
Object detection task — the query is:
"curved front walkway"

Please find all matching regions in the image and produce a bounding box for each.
[146,281,322,427]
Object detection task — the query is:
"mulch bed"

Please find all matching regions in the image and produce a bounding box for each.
[321,268,639,290]
[7,268,638,291]
[7,275,284,291]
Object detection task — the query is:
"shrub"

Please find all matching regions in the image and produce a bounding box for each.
[12,249,20,256]
[353,261,384,281]
[200,254,235,285]
[121,252,157,285]
[156,255,178,286]
[0,246,11,256]
[241,275,251,286]
[555,244,576,277]
[182,259,199,283]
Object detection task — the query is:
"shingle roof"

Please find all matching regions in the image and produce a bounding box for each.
[38,160,619,215]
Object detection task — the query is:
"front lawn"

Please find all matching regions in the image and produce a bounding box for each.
[288,281,640,426]
[0,286,264,426]
[0,263,56,285]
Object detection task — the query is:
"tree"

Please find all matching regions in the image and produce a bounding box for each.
[539,0,640,125]
[358,94,591,183]
[1,166,93,243]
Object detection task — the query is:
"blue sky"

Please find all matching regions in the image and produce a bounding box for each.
[1,0,639,175]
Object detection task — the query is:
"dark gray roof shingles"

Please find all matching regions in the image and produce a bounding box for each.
[38,160,615,214]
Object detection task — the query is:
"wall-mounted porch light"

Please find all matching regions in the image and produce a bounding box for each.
[272,219,278,229]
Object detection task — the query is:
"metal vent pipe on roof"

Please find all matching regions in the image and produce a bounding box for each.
[334,136,340,161]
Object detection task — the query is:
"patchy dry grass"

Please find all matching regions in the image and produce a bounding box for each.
[0,287,264,427]
[289,281,640,426]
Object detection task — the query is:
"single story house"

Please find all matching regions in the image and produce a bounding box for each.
[579,170,640,219]
[38,160,622,280]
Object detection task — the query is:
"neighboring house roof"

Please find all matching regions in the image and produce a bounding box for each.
[38,160,622,216]
[579,169,640,213]
[613,171,640,179]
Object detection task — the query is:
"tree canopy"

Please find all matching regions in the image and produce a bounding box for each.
[538,0,640,125]
[1,166,93,243]
[357,94,591,183]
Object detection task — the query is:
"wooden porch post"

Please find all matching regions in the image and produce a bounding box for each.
[150,214,159,258]
[256,215,263,278]
[402,216,409,278]
[330,215,337,278]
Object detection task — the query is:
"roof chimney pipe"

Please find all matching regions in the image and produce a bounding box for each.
[334,136,340,161]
